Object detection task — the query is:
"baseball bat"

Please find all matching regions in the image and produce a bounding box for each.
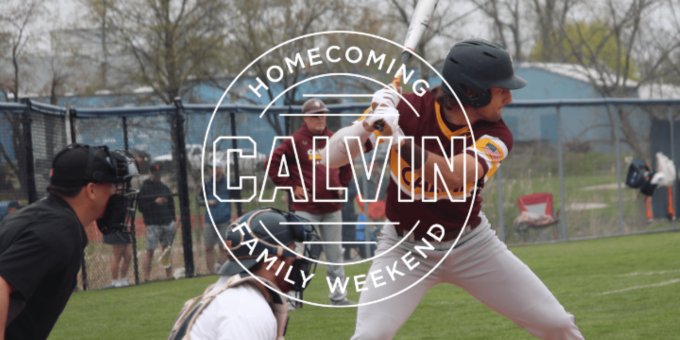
[374,0,440,132]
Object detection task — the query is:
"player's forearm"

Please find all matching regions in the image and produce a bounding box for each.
[415,153,479,189]
[322,123,373,169]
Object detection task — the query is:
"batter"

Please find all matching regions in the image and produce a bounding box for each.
[324,39,585,340]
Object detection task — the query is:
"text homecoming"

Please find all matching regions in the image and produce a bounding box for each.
[247,46,431,98]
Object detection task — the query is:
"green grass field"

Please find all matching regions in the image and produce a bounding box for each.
[49,231,680,339]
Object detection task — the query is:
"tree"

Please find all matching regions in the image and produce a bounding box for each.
[0,0,45,102]
[214,0,343,135]
[383,0,475,78]
[470,0,527,61]
[0,0,45,198]
[88,0,234,178]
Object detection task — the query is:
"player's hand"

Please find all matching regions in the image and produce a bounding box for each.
[371,84,401,110]
[208,200,217,206]
[365,105,399,131]
[294,186,309,200]
[155,197,167,204]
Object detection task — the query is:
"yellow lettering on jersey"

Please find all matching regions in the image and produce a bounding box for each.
[390,149,475,200]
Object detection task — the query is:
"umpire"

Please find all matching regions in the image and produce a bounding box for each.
[0,144,138,339]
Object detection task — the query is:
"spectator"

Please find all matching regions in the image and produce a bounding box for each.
[267,98,355,307]
[0,201,23,223]
[103,231,132,287]
[138,162,176,281]
[6,202,22,215]
[200,160,240,274]
[0,144,137,339]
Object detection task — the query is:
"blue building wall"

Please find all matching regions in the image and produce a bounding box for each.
[8,64,652,159]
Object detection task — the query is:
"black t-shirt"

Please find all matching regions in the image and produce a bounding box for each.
[0,194,88,340]
[137,179,175,226]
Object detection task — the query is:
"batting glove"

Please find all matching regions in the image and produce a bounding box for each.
[365,105,399,129]
[371,84,401,109]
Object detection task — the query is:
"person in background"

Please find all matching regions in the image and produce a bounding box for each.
[267,98,355,307]
[0,201,23,223]
[137,162,176,281]
[200,160,240,274]
[103,231,132,287]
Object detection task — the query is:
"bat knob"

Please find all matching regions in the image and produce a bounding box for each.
[373,120,385,132]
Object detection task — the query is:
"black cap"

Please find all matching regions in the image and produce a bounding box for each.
[149,162,162,174]
[50,144,130,188]
[7,201,22,209]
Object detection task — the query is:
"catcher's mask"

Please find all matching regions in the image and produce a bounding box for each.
[218,208,321,306]
[51,143,140,235]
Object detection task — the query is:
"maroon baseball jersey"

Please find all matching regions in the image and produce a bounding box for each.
[266,125,352,214]
[357,90,513,234]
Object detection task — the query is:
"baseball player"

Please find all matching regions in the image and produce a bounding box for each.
[267,98,355,307]
[168,208,320,340]
[323,40,584,339]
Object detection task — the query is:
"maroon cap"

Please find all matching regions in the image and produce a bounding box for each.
[302,99,328,115]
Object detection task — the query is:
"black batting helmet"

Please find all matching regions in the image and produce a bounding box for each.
[441,39,527,108]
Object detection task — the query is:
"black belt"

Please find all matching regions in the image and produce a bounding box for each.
[395,216,482,243]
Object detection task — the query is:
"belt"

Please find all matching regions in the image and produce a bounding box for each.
[396,216,482,243]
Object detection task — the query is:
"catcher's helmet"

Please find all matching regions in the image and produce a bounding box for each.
[51,144,140,235]
[219,208,320,293]
[441,39,527,108]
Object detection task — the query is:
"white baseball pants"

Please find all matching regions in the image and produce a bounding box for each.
[293,210,348,302]
[351,212,584,340]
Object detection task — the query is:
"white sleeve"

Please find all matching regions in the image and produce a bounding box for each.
[321,121,373,169]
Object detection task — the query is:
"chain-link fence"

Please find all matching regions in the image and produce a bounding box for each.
[1,98,678,290]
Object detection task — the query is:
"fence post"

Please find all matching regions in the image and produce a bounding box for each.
[613,107,625,235]
[20,99,38,204]
[497,166,505,242]
[174,98,195,278]
[66,108,86,290]
[229,112,244,216]
[556,105,568,241]
[669,106,676,230]
[69,109,77,143]
[123,116,141,285]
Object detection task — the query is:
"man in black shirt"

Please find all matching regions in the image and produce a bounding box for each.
[138,162,176,281]
[0,144,138,340]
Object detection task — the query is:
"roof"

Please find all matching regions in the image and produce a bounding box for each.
[638,83,680,99]
[517,62,638,88]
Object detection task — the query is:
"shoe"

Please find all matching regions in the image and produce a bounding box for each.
[214,263,221,274]
[119,278,128,287]
[330,298,356,306]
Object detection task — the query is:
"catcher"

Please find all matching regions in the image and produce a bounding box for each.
[168,208,320,340]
